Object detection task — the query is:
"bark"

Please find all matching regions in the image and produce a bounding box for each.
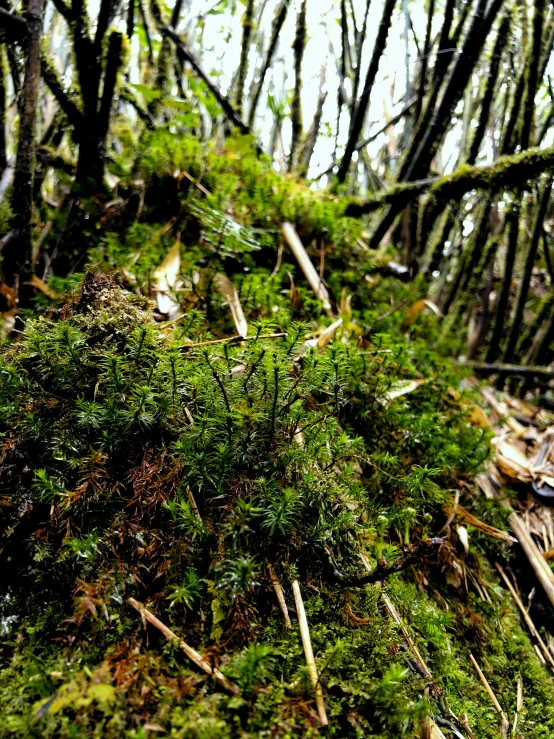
[6,0,44,307]
[297,63,327,178]
[439,199,492,315]
[403,0,503,182]
[75,31,124,191]
[500,69,526,156]
[126,0,135,38]
[351,0,371,112]
[336,0,396,183]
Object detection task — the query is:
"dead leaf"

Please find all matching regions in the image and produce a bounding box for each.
[404,298,443,327]
[495,439,532,481]
[29,274,59,300]
[457,525,469,554]
[152,239,181,315]
[467,404,492,429]
[382,379,426,403]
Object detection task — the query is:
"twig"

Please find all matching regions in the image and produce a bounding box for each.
[165,24,262,155]
[178,332,286,349]
[495,563,554,668]
[281,222,334,317]
[335,538,443,587]
[512,675,523,737]
[291,580,328,726]
[185,486,202,521]
[509,512,554,610]
[268,565,292,628]
[127,598,239,694]
[213,273,248,338]
[458,360,554,378]
[382,593,432,679]
[444,501,516,543]
[468,652,509,737]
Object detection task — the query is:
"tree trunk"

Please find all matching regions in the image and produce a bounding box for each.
[288,0,307,171]
[504,180,553,362]
[337,0,396,183]
[6,0,44,307]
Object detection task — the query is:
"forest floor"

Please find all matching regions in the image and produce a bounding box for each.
[2,135,554,738]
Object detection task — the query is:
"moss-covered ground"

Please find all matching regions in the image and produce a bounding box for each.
[1,134,554,737]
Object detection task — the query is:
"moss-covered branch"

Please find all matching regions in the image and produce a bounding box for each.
[344,146,554,219]
[40,55,84,132]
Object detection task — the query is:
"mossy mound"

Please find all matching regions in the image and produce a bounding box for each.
[1,270,554,737]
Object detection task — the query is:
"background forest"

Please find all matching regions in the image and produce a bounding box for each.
[4,0,554,737]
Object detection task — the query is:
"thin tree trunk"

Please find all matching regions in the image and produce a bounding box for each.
[487,197,520,362]
[351,0,371,112]
[367,0,502,249]
[6,0,44,307]
[414,0,434,124]
[288,0,307,171]
[521,0,546,150]
[0,48,6,177]
[504,180,552,362]
[126,0,135,38]
[297,62,327,178]
[247,0,288,128]
[235,0,255,117]
[467,12,510,164]
[337,0,396,183]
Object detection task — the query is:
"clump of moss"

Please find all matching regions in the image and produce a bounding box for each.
[3,271,554,737]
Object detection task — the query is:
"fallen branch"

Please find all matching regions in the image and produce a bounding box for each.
[291,580,328,726]
[127,598,239,694]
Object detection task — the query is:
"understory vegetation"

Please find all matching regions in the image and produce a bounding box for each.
[0,135,551,736]
[5,0,554,734]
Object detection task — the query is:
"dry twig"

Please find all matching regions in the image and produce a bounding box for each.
[469,652,509,738]
[128,598,239,694]
[291,580,328,726]
[268,565,292,628]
